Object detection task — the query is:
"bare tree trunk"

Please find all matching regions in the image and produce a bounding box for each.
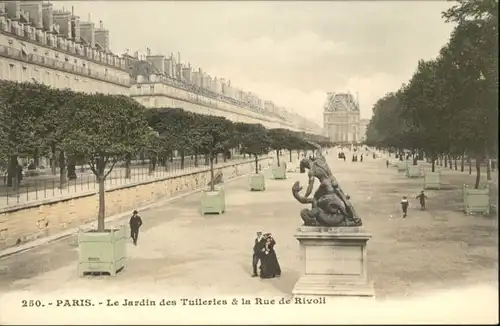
[461,155,465,172]
[33,148,40,167]
[486,153,491,181]
[97,157,106,232]
[125,153,132,179]
[276,150,280,167]
[431,159,435,172]
[468,157,472,175]
[209,155,215,192]
[50,144,57,175]
[59,150,67,189]
[454,157,458,170]
[474,154,481,189]
[254,155,259,174]
[444,155,448,168]
[148,155,157,175]
[7,155,18,188]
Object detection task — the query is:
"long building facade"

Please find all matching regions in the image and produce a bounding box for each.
[323,92,361,144]
[0,1,322,135]
[0,2,129,94]
[128,51,321,133]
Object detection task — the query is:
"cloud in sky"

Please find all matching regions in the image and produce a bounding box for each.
[66,1,455,123]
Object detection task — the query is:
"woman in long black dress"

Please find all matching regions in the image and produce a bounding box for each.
[260,233,281,279]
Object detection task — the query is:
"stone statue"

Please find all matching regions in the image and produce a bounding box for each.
[292,142,362,227]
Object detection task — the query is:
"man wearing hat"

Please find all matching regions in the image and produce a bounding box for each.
[252,231,265,277]
[129,210,143,245]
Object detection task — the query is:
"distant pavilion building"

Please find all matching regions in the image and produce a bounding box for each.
[323,92,360,145]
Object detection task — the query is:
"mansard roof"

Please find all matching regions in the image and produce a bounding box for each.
[323,93,359,113]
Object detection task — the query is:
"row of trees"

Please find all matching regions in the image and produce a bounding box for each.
[0,79,331,230]
[365,0,498,188]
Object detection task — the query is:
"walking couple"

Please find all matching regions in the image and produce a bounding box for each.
[252,231,281,279]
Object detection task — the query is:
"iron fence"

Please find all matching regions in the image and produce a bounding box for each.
[0,154,250,208]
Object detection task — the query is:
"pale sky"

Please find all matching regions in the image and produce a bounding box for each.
[65,1,455,124]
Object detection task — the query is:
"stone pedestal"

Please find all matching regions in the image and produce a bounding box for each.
[293,226,374,298]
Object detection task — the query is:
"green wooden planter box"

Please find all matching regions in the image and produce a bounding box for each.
[272,165,287,179]
[78,225,127,277]
[249,173,265,191]
[406,165,422,178]
[201,186,226,215]
[423,171,441,190]
[396,162,407,172]
[463,184,490,215]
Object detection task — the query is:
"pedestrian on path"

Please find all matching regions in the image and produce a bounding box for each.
[252,231,265,277]
[415,191,428,210]
[129,210,143,245]
[400,196,409,218]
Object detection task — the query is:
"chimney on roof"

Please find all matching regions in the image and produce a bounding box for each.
[99,20,103,29]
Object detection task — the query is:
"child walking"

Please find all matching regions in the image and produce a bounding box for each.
[415,190,428,210]
[400,196,409,218]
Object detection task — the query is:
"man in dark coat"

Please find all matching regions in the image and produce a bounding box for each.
[129,210,143,245]
[252,231,265,277]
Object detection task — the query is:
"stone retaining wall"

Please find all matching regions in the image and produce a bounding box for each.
[0,156,271,250]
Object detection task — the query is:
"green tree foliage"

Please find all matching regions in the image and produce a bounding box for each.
[238,123,271,174]
[0,81,53,186]
[365,0,497,188]
[62,93,152,231]
[268,128,291,167]
[193,115,234,191]
[0,79,326,228]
